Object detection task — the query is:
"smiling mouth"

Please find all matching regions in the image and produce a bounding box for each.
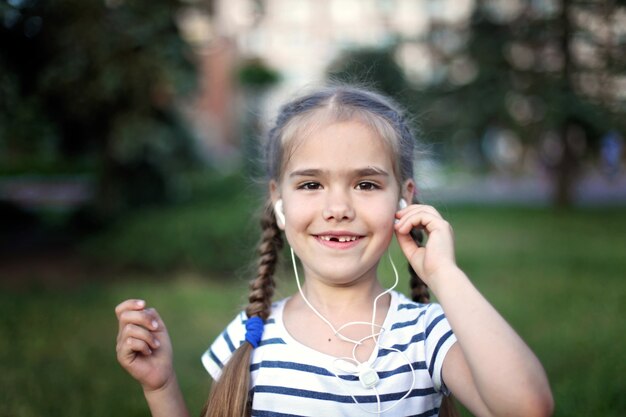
[317,235,360,242]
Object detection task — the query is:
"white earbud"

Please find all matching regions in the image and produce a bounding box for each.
[274,199,285,227]
[395,199,408,224]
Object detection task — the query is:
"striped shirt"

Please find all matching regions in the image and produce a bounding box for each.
[202,291,457,417]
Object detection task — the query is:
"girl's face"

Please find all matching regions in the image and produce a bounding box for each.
[272,119,413,287]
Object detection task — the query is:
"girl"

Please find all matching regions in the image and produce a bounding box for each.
[115,86,554,417]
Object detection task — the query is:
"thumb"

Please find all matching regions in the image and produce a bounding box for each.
[395,229,424,268]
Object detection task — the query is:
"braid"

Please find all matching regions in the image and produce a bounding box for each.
[409,263,430,304]
[246,199,284,320]
[203,199,283,417]
[408,195,430,304]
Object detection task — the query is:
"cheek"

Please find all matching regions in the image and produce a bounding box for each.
[378,212,397,247]
[368,199,398,224]
[378,217,396,241]
[283,212,313,250]
[282,199,315,234]
[360,205,397,243]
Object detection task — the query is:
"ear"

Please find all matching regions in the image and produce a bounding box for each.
[401,179,416,204]
[269,180,280,204]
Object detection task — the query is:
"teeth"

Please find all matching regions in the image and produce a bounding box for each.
[319,236,358,242]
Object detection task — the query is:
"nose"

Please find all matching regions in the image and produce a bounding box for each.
[322,191,354,222]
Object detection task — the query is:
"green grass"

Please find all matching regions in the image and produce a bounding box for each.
[1,206,625,416]
[80,172,261,275]
[445,206,626,416]
[0,275,250,417]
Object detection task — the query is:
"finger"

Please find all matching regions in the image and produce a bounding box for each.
[396,203,440,218]
[395,210,452,260]
[396,238,427,276]
[395,210,445,235]
[118,309,160,334]
[395,206,441,230]
[120,323,161,350]
[144,308,168,334]
[115,299,146,319]
[120,336,153,359]
[395,227,423,257]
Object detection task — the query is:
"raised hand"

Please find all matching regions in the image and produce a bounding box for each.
[115,299,174,392]
[394,204,458,287]
[395,205,554,417]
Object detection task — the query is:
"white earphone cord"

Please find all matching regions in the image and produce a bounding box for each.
[289,247,416,414]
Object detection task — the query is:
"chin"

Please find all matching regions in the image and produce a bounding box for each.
[316,266,378,286]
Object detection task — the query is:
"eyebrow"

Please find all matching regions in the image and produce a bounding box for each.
[289,166,390,178]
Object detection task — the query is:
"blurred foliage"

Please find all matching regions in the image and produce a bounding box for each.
[415,0,626,205]
[80,172,261,275]
[327,48,413,104]
[238,57,280,179]
[327,0,626,206]
[238,57,280,89]
[0,0,199,216]
[325,47,427,155]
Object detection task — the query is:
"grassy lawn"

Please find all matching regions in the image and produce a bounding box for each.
[1,205,625,417]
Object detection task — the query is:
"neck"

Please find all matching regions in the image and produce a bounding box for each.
[293,272,392,340]
[292,276,391,349]
[300,276,385,314]
[288,247,393,332]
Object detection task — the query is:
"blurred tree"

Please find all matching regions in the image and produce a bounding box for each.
[238,57,280,89]
[327,47,417,112]
[325,47,430,168]
[0,0,200,218]
[238,57,280,179]
[413,0,626,206]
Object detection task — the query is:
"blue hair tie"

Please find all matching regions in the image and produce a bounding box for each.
[245,316,264,348]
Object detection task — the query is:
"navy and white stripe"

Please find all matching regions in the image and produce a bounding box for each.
[201,291,457,417]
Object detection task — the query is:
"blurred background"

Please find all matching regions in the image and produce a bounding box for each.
[0,0,625,416]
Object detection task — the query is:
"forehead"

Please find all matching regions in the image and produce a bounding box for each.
[284,120,395,174]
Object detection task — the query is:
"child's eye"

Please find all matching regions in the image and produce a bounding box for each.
[298,182,322,190]
[356,181,380,191]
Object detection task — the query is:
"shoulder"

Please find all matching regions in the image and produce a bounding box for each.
[201,298,289,380]
[392,291,428,311]
[389,291,441,326]
[389,291,453,340]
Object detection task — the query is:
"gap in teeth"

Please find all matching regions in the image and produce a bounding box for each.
[321,236,357,242]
